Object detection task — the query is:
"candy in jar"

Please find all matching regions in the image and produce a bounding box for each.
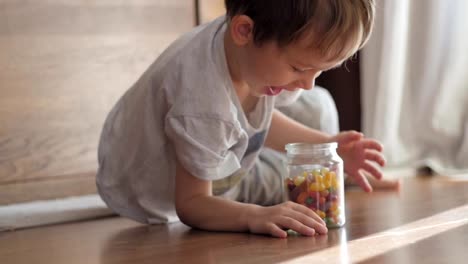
[283,143,345,228]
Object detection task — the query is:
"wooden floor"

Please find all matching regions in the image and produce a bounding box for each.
[1,176,468,263]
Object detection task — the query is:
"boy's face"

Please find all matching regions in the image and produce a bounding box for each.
[240,38,343,97]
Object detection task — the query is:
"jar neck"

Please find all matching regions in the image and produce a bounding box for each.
[285,142,338,157]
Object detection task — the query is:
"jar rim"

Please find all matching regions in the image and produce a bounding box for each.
[285,142,338,153]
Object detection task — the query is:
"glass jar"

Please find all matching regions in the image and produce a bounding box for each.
[283,142,345,228]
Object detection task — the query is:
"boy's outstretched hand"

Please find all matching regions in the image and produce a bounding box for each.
[332,131,400,192]
[246,202,328,238]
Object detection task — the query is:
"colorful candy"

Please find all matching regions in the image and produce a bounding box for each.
[285,168,344,228]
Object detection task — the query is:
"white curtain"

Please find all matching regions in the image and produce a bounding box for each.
[361,0,468,174]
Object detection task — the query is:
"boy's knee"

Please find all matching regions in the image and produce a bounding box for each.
[277,86,339,134]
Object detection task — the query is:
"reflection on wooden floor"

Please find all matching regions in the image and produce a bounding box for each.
[285,204,468,263]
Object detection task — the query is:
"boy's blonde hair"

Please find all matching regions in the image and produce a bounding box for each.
[225,0,375,62]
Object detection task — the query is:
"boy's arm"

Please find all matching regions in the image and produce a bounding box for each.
[265,109,332,152]
[266,109,397,192]
[174,160,327,237]
[174,160,253,232]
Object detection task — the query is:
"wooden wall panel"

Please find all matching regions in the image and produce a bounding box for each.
[198,0,225,24]
[0,0,195,205]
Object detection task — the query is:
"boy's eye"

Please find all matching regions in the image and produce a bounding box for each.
[291,66,305,73]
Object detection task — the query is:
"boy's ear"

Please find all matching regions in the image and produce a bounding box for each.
[229,15,254,46]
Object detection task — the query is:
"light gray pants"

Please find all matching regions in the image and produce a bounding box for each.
[227,87,340,205]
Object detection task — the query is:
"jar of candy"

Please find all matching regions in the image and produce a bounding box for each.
[283,142,345,228]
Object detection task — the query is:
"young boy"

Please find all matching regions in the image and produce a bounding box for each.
[97,0,396,238]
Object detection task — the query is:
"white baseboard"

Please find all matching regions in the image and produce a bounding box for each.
[0,195,115,231]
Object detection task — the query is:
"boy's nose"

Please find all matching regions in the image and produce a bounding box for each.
[293,78,315,90]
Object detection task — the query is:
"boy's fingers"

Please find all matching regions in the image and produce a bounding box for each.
[363,161,383,180]
[364,150,386,167]
[346,130,363,139]
[267,223,288,238]
[360,139,384,152]
[277,217,316,236]
[337,131,363,145]
[292,203,326,225]
[286,203,328,234]
[352,171,373,192]
[286,208,327,234]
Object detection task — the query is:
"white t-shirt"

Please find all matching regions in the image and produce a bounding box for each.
[97,16,279,224]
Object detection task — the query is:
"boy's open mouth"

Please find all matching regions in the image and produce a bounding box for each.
[266,86,283,96]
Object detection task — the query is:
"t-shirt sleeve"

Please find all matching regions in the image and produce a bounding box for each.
[165,115,247,181]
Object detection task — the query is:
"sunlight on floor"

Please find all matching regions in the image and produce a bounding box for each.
[282,204,468,263]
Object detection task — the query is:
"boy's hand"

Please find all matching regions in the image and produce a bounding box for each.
[332,131,391,192]
[246,202,328,238]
